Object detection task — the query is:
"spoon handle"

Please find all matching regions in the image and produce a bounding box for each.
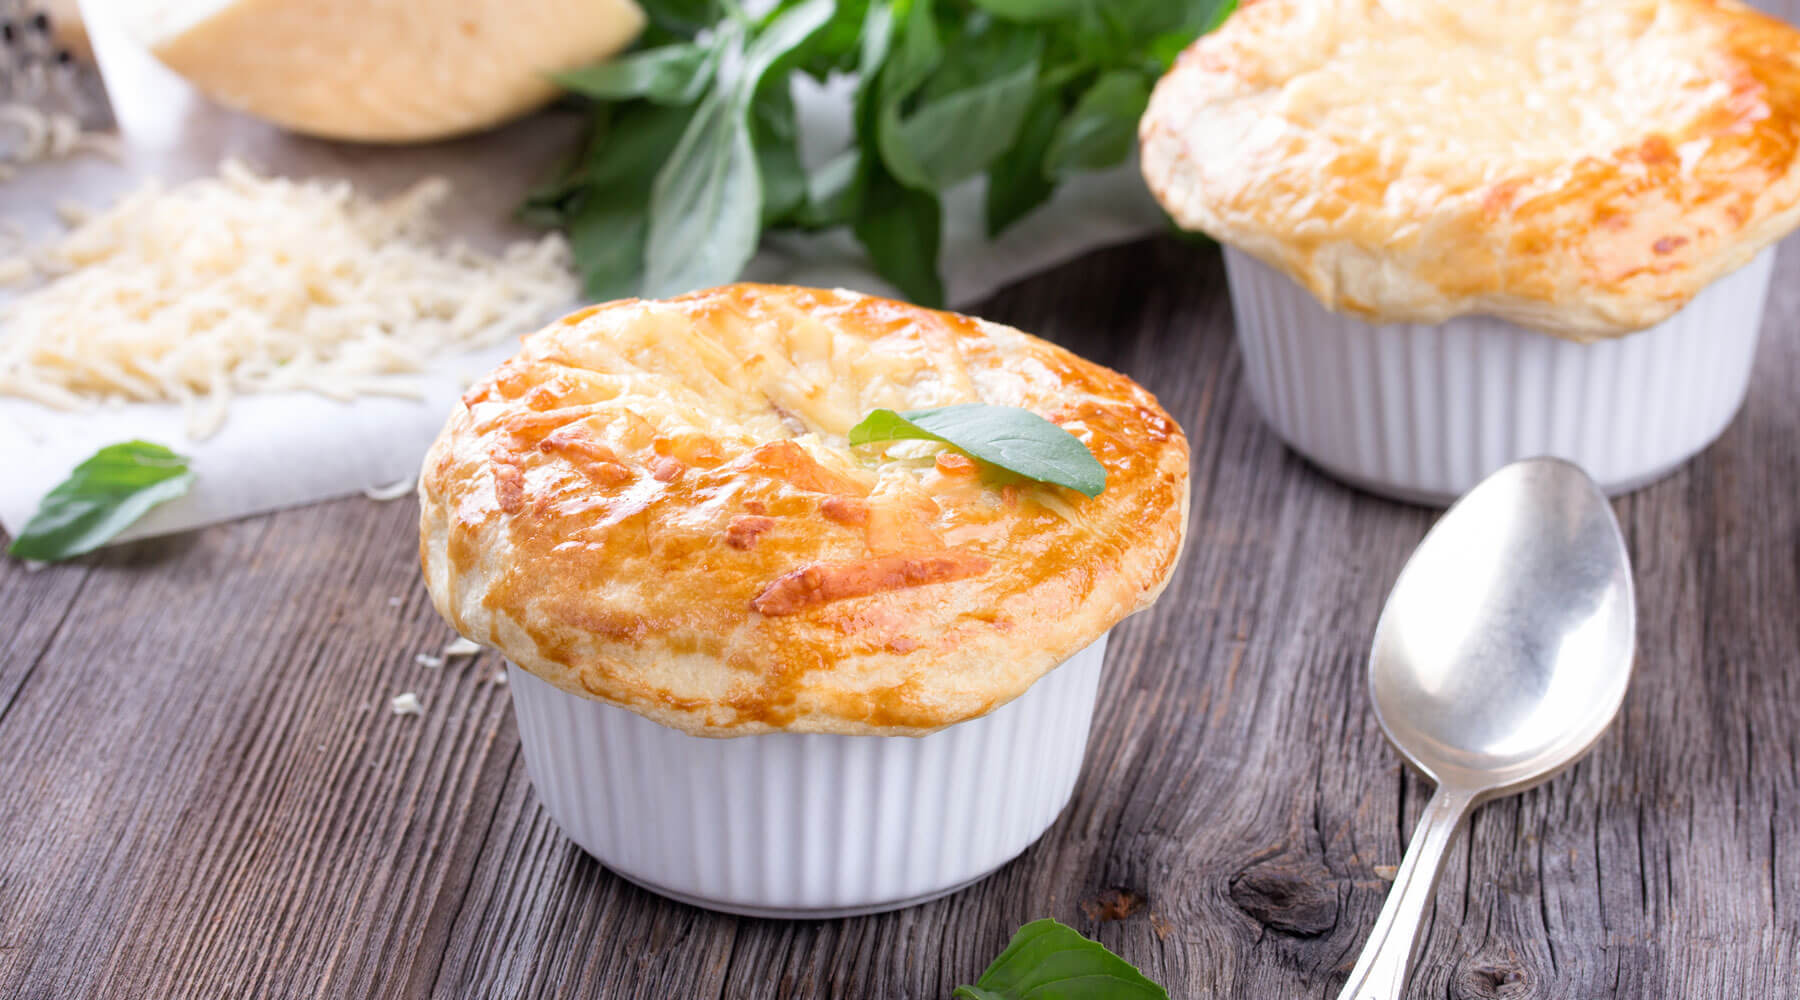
[1335,784,1476,1000]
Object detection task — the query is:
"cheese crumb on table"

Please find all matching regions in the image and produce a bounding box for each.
[441,637,481,658]
[414,654,443,669]
[390,692,423,716]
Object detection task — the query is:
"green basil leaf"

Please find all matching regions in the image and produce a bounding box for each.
[794,149,861,229]
[1151,0,1238,42]
[789,3,890,232]
[553,43,717,105]
[879,0,944,102]
[563,102,696,298]
[635,0,721,39]
[912,15,1033,102]
[847,407,937,446]
[1144,31,1192,72]
[1043,69,1150,174]
[8,441,194,562]
[1203,0,1240,32]
[1064,3,1126,65]
[641,0,834,295]
[568,189,650,302]
[741,0,838,83]
[846,2,939,300]
[752,79,808,224]
[876,25,1041,190]
[1035,55,1092,93]
[517,175,579,228]
[643,91,762,297]
[849,2,896,163]
[517,178,578,229]
[971,0,1084,24]
[857,0,897,82]
[792,0,874,78]
[1079,0,1235,58]
[849,404,1105,496]
[984,88,1062,236]
[519,109,622,228]
[952,919,1166,999]
[592,104,696,183]
[1138,2,1237,69]
[851,165,944,306]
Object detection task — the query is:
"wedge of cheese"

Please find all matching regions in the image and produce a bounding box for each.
[124,0,645,143]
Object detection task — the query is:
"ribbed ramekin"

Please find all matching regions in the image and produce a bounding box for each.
[507,635,1108,918]
[1222,247,1777,505]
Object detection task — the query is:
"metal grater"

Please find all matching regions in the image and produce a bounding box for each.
[1,0,112,131]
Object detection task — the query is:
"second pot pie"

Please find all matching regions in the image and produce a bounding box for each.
[1140,0,1800,341]
[419,283,1190,736]
[1137,0,1800,502]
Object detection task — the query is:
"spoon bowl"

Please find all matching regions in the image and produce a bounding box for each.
[1338,457,1636,1000]
[1370,457,1637,796]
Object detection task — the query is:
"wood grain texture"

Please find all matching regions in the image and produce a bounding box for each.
[2,236,1797,998]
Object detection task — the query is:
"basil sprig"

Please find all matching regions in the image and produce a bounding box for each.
[849,402,1106,497]
[525,0,1237,306]
[954,919,1168,999]
[7,441,194,562]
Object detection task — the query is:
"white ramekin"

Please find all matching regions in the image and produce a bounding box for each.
[507,635,1109,918]
[1222,246,1778,505]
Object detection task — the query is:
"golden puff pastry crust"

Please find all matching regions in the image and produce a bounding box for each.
[418,285,1190,736]
[1140,0,1800,340]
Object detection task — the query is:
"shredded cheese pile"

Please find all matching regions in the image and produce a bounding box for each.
[0,159,577,438]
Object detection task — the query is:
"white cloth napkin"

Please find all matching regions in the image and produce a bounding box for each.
[0,12,1164,546]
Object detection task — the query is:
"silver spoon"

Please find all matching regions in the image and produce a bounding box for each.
[1336,457,1637,1000]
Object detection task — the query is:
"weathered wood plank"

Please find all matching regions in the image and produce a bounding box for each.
[0,561,91,727]
[1,237,1797,999]
[0,503,518,998]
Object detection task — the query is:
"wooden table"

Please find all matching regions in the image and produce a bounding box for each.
[2,237,1796,998]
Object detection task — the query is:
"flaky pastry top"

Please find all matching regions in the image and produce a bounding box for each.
[1140,0,1800,340]
[418,285,1190,736]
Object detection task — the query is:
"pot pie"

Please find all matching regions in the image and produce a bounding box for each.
[1139,0,1800,341]
[419,284,1190,736]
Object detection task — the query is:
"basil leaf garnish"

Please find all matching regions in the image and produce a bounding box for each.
[7,441,194,562]
[848,403,1106,497]
[953,919,1168,1000]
